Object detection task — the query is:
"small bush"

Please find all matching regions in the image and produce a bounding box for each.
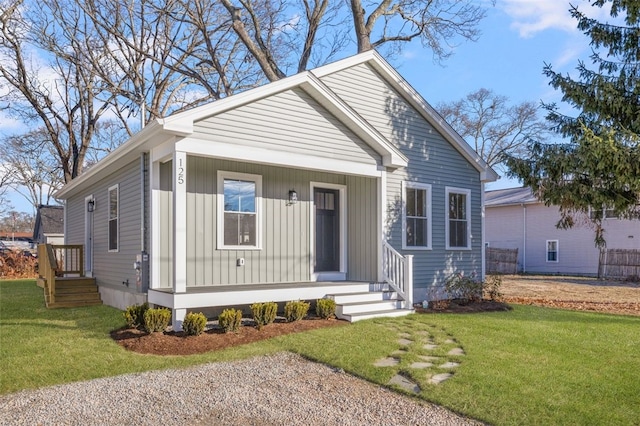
[144,307,171,333]
[182,312,207,336]
[284,300,310,322]
[218,308,243,333]
[483,275,503,301]
[123,302,149,329]
[445,273,482,304]
[251,302,278,329]
[315,298,336,319]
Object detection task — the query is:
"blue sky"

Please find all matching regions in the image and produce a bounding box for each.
[4,0,607,213]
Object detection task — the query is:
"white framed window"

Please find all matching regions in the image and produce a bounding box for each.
[402,181,432,249]
[217,171,262,250]
[546,240,558,262]
[445,187,471,250]
[108,184,119,252]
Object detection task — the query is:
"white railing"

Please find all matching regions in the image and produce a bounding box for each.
[382,241,413,309]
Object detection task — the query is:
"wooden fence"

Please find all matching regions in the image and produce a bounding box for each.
[598,249,640,279]
[486,247,518,274]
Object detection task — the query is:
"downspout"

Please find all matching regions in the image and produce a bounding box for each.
[522,204,526,273]
[481,183,486,280]
[140,152,147,252]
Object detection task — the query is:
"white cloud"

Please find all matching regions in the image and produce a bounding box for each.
[499,0,613,38]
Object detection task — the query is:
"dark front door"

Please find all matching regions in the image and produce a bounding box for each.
[314,188,340,272]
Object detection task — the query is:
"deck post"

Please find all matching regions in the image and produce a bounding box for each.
[172,308,186,331]
[173,150,187,294]
[403,254,414,309]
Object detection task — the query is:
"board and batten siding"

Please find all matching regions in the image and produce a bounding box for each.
[192,87,380,167]
[65,158,147,292]
[320,63,483,300]
[170,157,378,287]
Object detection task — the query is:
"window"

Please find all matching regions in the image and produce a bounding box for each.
[589,206,619,220]
[218,171,262,249]
[446,187,471,250]
[108,185,118,251]
[546,240,558,262]
[402,182,431,249]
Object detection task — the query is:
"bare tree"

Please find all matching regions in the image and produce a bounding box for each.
[2,128,64,210]
[436,88,549,171]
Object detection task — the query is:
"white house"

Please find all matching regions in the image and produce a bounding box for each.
[54,51,498,329]
[485,187,640,275]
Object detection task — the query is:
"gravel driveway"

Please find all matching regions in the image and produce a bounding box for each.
[0,352,481,426]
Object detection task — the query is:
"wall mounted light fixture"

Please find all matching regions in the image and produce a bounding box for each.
[288,190,298,204]
[87,199,95,212]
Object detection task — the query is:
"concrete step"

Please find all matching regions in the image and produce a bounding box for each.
[337,308,414,322]
[330,291,398,304]
[337,299,402,316]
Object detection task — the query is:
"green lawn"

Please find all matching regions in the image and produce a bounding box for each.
[1,279,638,425]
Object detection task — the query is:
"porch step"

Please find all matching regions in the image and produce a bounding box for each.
[331,291,398,304]
[336,299,401,316]
[339,308,414,322]
[43,277,102,308]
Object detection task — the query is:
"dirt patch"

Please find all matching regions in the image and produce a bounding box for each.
[415,299,512,314]
[112,317,348,356]
[500,275,640,316]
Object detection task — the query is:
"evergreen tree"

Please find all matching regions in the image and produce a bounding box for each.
[505,1,640,247]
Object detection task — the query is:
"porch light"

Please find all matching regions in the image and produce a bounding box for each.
[288,190,298,204]
[87,199,95,212]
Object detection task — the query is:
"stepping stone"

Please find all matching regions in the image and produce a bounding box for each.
[410,362,433,369]
[399,332,411,338]
[416,330,430,336]
[373,357,399,367]
[429,373,453,385]
[398,338,413,346]
[423,344,438,350]
[439,362,460,369]
[388,374,421,394]
[418,355,440,362]
[444,339,456,344]
[392,349,407,355]
[448,348,465,356]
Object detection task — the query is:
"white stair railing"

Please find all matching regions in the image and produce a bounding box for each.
[382,241,413,309]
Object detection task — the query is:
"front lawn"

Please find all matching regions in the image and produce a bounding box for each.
[1,279,638,425]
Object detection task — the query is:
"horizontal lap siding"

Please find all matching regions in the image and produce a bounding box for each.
[321,64,483,299]
[185,158,377,286]
[193,88,380,166]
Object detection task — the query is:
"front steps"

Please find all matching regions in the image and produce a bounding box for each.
[329,284,413,322]
[43,277,102,308]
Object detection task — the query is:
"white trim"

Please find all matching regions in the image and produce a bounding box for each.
[546,239,559,263]
[401,181,432,250]
[150,160,160,290]
[481,184,486,280]
[445,186,472,250]
[176,137,382,178]
[377,170,387,282]
[173,151,187,293]
[217,171,263,250]
[310,182,347,281]
[107,185,119,252]
[84,194,94,275]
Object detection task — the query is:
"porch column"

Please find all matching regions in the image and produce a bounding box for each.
[173,150,187,294]
[377,169,387,282]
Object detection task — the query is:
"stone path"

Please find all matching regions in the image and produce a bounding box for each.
[372,320,466,394]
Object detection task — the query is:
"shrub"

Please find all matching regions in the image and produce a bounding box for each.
[315,298,336,319]
[284,300,310,322]
[182,312,207,336]
[218,308,243,333]
[445,273,482,304]
[123,302,149,329]
[250,302,278,329]
[483,275,503,301]
[144,307,171,333]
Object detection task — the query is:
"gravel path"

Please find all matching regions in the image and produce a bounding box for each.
[0,352,481,425]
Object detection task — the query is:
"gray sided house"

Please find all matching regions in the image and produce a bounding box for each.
[56,51,497,329]
[33,205,65,245]
[485,187,640,275]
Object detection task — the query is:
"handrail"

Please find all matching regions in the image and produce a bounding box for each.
[51,245,84,277]
[382,241,413,309]
[38,244,59,305]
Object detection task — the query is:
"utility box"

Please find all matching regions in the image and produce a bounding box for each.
[135,252,149,293]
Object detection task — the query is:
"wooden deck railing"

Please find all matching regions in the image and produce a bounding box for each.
[37,244,85,306]
[382,241,413,309]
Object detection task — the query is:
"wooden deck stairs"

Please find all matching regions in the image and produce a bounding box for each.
[37,244,102,309]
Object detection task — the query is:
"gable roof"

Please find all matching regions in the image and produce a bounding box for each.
[33,205,64,239]
[57,51,496,199]
[485,187,539,207]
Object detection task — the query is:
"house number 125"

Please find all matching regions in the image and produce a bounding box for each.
[177,158,185,185]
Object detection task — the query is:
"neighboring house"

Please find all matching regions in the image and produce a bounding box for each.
[55,51,497,329]
[33,205,65,245]
[485,187,640,275]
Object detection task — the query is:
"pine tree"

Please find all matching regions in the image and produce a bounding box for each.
[505,1,640,247]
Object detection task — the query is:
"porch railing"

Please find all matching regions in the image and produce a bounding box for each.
[382,241,413,309]
[50,245,85,277]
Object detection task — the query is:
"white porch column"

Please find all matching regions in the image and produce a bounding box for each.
[149,159,160,290]
[173,151,187,294]
[377,168,387,283]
